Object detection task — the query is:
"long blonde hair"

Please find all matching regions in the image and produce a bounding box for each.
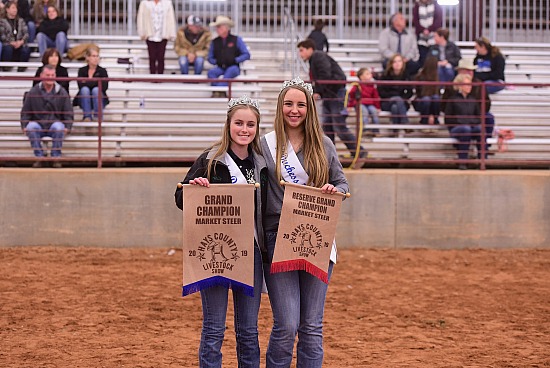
[273,85,328,187]
[206,104,261,181]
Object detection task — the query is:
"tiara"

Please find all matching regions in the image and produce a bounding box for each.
[280,77,314,96]
[228,94,260,110]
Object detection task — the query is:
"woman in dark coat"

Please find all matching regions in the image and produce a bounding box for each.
[33,47,69,93]
[73,47,109,121]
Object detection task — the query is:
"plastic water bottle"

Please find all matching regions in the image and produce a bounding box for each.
[139,96,145,109]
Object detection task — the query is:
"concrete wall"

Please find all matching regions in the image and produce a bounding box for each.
[1,168,549,248]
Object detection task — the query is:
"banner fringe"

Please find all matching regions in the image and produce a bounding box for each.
[270,260,329,284]
[182,276,254,297]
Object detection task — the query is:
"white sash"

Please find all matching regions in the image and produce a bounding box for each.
[224,152,248,184]
[265,132,337,263]
[265,131,308,185]
[223,152,259,244]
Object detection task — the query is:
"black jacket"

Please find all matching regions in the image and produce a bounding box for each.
[37,16,69,40]
[73,65,110,106]
[444,92,481,129]
[21,82,74,130]
[308,50,346,98]
[34,64,70,94]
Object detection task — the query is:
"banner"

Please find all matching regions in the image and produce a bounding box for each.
[182,184,255,297]
[271,182,344,283]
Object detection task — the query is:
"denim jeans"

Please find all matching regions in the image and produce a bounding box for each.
[207,65,240,86]
[25,121,65,157]
[438,65,455,83]
[484,80,505,94]
[179,55,205,75]
[78,86,107,119]
[1,44,31,62]
[27,21,36,43]
[360,104,379,132]
[322,87,365,157]
[37,32,68,57]
[381,96,409,124]
[199,245,263,368]
[414,95,441,124]
[450,124,483,160]
[264,231,333,368]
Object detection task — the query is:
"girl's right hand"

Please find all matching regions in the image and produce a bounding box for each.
[189,177,210,187]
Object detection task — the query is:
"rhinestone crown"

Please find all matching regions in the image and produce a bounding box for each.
[280,77,313,96]
[228,94,260,110]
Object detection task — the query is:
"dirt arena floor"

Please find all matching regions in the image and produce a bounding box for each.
[1,246,549,367]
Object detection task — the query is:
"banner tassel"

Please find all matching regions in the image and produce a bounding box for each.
[183,276,254,297]
[270,260,329,284]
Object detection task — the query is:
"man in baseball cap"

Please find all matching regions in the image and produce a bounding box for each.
[174,15,211,75]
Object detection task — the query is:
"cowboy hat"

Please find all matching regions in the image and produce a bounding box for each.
[455,58,476,70]
[209,15,234,28]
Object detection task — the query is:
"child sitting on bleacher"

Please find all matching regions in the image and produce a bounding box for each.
[347,68,381,136]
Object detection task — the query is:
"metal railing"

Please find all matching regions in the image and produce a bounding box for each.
[56,0,550,42]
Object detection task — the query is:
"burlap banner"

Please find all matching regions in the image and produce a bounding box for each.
[271,182,344,283]
[182,184,255,297]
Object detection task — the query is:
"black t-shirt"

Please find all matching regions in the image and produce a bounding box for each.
[227,147,255,184]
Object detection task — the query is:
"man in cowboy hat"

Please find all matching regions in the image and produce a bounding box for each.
[207,15,250,98]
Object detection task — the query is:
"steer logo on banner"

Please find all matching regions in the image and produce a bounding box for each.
[182,184,255,297]
[271,182,346,284]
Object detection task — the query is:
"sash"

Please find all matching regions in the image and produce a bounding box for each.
[224,152,248,184]
[181,183,255,297]
[265,131,308,185]
[271,183,343,283]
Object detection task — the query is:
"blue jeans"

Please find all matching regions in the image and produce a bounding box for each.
[322,87,365,157]
[360,104,379,133]
[179,55,205,75]
[1,44,31,62]
[37,32,68,57]
[27,21,36,43]
[438,65,455,83]
[77,86,107,119]
[25,121,66,157]
[264,231,334,368]
[207,65,240,86]
[413,95,441,125]
[199,245,263,368]
[449,124,483,160]
[484,80,505,94]
[381,96,409,124]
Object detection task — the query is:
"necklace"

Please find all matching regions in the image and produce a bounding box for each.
[9,18,18,36]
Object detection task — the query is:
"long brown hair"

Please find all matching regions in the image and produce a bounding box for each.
[205,104,261,181]
[384,53,406,77]
[415,56,439,96]
[273,85,328,187]
[475,36,502,58]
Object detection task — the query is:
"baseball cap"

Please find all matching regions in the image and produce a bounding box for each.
[187,15,203,26]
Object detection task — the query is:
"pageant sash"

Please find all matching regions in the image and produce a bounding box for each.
[182,184,255,297]
[271,182,343,283]
[224,153,248,184]
[265,131,308,185]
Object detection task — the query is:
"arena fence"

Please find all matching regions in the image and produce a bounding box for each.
[56,0,550,42]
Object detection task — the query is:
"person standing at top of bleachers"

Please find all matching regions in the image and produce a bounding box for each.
[307,19,329,53]
[426,28,462,82]
[473,36,506,94]
[33,47,69,93]
[29,0,55,44]
[136,0,176,75]
[174,15,211,75]
[412,0,443,67]
[379,12,421,77]
[207,15,250,98]
[0,0,31,71]
[73,47,109,122]
[36,5,69,57]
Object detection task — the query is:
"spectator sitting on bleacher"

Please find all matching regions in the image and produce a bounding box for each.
[21,63,73,168]
[207,15,250,98]
[137,0,176,75]
[427,28,461,82]
[377,53,413,127]
[444,73,487,169]
[412,56,441,128]
[412,0,442,67]
[174,15,211,75]
[441,58,495,149]
[307,19,329,52]
[0,0,31,71]
[347,68,381,137]
[33,47,69,93]
[73,47,109,122]
[36,5,68,58]
[473,36,506,94]
[28,0,54,44]
[379,12,421,77]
